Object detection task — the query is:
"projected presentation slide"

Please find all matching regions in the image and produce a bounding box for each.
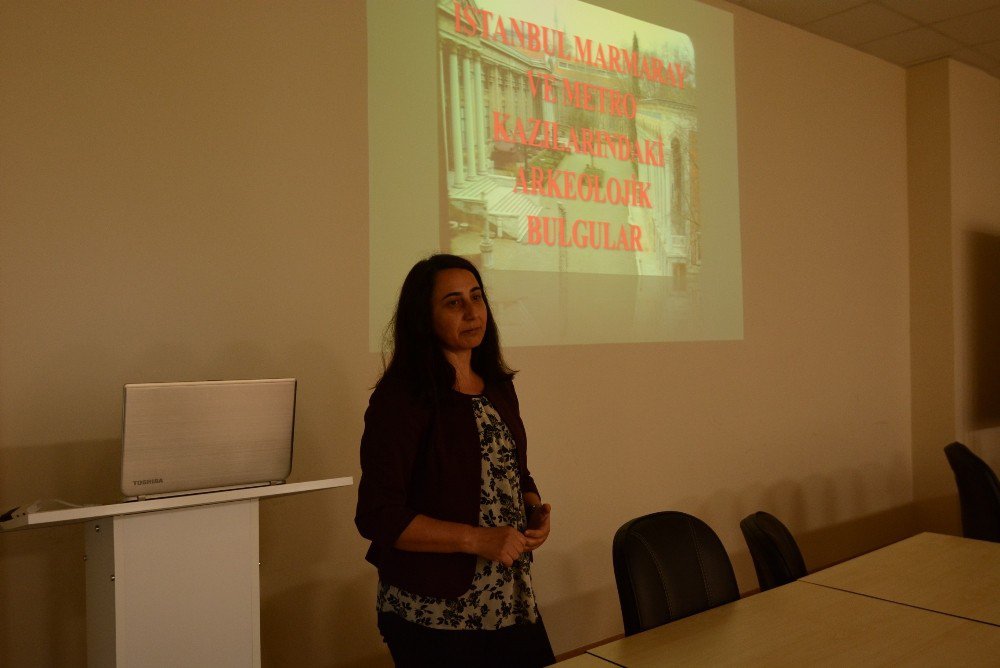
[369,0,742,348]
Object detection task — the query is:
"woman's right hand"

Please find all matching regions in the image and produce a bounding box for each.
[471,526,527,566]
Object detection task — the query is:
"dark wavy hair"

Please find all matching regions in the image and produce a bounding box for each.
[379,253,515,398]
[378,254,514,398]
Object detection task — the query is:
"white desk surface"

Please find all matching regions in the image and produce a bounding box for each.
[1,477,353,531]
[587,581,1000,667]
[802,532,1000,626]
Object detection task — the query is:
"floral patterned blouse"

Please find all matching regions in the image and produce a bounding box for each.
[377,395,540,630]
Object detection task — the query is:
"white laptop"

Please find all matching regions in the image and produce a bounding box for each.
[120,378,296,499]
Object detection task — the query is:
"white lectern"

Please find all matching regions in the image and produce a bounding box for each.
[2,477,352,667]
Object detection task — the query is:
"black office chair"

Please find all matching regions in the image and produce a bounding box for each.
[944,441,1000,542]
[612,511,739,636]
[740,511,807,591]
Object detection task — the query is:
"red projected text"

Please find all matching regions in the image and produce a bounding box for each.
[513,167,652,208]
[440,0,701,270]
[492,113,665,165]
[526,216,644,252]
[453,2,687,88]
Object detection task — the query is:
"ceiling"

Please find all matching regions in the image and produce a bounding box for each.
[727,0,1000,80]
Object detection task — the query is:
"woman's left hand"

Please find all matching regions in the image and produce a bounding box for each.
[524,503,551,551]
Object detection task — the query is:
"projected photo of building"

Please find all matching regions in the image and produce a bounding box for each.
[437,0,699,278]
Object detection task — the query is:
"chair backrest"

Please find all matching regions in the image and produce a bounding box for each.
[740,511,807,591]
[944,441,1000,542]
[612,511,739,636]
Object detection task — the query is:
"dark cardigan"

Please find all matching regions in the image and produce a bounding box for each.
[355,375,538,598]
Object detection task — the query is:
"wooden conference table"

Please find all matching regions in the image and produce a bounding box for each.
[568,533,999,666]
[801,531,999,626]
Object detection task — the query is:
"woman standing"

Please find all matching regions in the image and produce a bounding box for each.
[355,254,554,666]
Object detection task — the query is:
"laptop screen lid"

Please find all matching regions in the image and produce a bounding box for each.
[120,378,296,499]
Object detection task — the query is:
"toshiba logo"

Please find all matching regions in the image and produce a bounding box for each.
[132,478,164,486]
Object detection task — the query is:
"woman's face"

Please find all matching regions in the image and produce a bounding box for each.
[430,268,487,353]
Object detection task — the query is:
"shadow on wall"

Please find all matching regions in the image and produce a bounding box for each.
[690,496,917,592]
[258,489,390,668]
[0,439,120,509]
[0,439,119,668]
[542,536,621,651]
[792,502,920,570]
[741,476,920,571]
[674,451,917,589]
[722,502,920,596]
[968,230,1000,430]
[0,523,88,666]
[261,573,392,668]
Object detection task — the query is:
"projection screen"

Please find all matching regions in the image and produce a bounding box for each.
[369,0,741,349]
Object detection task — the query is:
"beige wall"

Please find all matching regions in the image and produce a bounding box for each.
[950,63,1000,466]
[907,60,957,531]
[3,0,992,665]
[908,59,1000,532]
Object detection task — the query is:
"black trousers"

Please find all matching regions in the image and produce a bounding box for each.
[377,612,556,667]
